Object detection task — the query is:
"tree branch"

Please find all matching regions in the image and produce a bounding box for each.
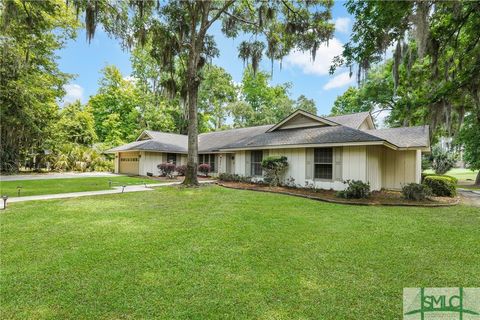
[203,0,235,32]
[222,10,259,27]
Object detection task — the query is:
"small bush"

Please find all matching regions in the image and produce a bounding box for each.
[158,162,176,178]
[261,156,289,186]
[198,163,211,176]
[175,165,187,176]
[402,183,431,201]
[337,180,370,199]
[218,173,252,183]
[422,173,458,184]
[430,145,456,174]
[423,176,456,197]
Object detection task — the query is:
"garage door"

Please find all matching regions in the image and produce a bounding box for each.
[119,152,139,175]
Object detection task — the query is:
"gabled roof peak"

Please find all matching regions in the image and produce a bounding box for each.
[266,109,338,132]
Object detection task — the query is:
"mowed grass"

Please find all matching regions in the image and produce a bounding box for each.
[1,186,479,319]
[424,168,479,188]
[0,176,163,197]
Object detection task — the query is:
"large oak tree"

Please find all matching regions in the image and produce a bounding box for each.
[71,0,334,186]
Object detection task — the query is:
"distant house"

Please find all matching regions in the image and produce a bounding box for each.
[107,110,430,190]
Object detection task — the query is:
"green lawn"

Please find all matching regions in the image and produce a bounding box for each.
[424,168,479,189]
[1,186,478,319]
[0,176,165,197]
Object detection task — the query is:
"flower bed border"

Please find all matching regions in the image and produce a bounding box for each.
[217,182,459,207]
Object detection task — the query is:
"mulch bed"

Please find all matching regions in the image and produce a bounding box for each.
[218,181,459,207]
[145,176,213,182]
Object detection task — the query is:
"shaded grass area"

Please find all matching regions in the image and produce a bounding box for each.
[0,176,162,197]
[1,186,479,319]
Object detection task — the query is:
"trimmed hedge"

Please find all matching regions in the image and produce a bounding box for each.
[422,173,458,184]
[423,176,456,197]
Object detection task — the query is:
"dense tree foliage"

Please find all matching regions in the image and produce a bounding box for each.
[0,0,78,172]
[458,114,480,185]
[332,1,479,134]
[230,68,317,127]
[198,65,236,130]
[88,66,143,146]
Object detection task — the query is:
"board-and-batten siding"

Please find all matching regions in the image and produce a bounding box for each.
[342,146,367,181]
[382,148,417,189]
[139,152,188,176]
[277,114,327,130]
[366,145,383,191]
[268,148,306,184]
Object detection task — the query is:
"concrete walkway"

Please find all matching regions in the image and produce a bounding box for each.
[0,172,121,182]
[0,181,215,209]
[458,188,480,207]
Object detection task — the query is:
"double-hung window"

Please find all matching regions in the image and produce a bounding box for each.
[199,154,216,172]
[314,148,333,180]
[251,150,263,176]
[166,153,177,165]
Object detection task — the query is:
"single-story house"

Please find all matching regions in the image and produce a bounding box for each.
[107,110,430,191]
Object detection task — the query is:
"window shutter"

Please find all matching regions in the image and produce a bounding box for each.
[334,147,343,181]
[245,151,251,176]
[162,153,167,163]
[305,148,314,179]
[263,149,269,158]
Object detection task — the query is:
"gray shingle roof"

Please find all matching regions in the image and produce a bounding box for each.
[106,113,429,153]
[366,126,429,148]
[108,138,187,153]
[199,125,272,152]
[325,112,370,129]
[219,125,383,149]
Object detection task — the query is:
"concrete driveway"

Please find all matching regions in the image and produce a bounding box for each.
[458,188,480,207]
[0,172,122,182]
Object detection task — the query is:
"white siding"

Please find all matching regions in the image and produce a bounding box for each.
[234,151,246,175]
[415,150,422,183]
[268,148,306,185]
[366,146,383,191]
[140,152,164,176]
[382,148,417,189]
[342,146,367,181]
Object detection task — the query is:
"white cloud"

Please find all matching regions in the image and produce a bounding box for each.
[323,71,354,90]
[62,84,84,105]
[334,17,351,34]
[284,38,344,76]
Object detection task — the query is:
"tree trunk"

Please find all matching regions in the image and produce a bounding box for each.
[476,171,480,186]
[182,55,200,186]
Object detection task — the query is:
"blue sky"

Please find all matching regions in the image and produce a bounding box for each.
[58,2,355,117]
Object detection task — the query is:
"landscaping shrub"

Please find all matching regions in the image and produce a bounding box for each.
[430,145,456,174]
[198,163,211,176]
[158,162,176,178]
[175,165,187,176]
[423,176,456,197]
[402,183,432,201]
[219,173,240,181]
[422,173,458,184]
[218,173,252,183]
[261,156,289,186]
[336,180,370,199]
